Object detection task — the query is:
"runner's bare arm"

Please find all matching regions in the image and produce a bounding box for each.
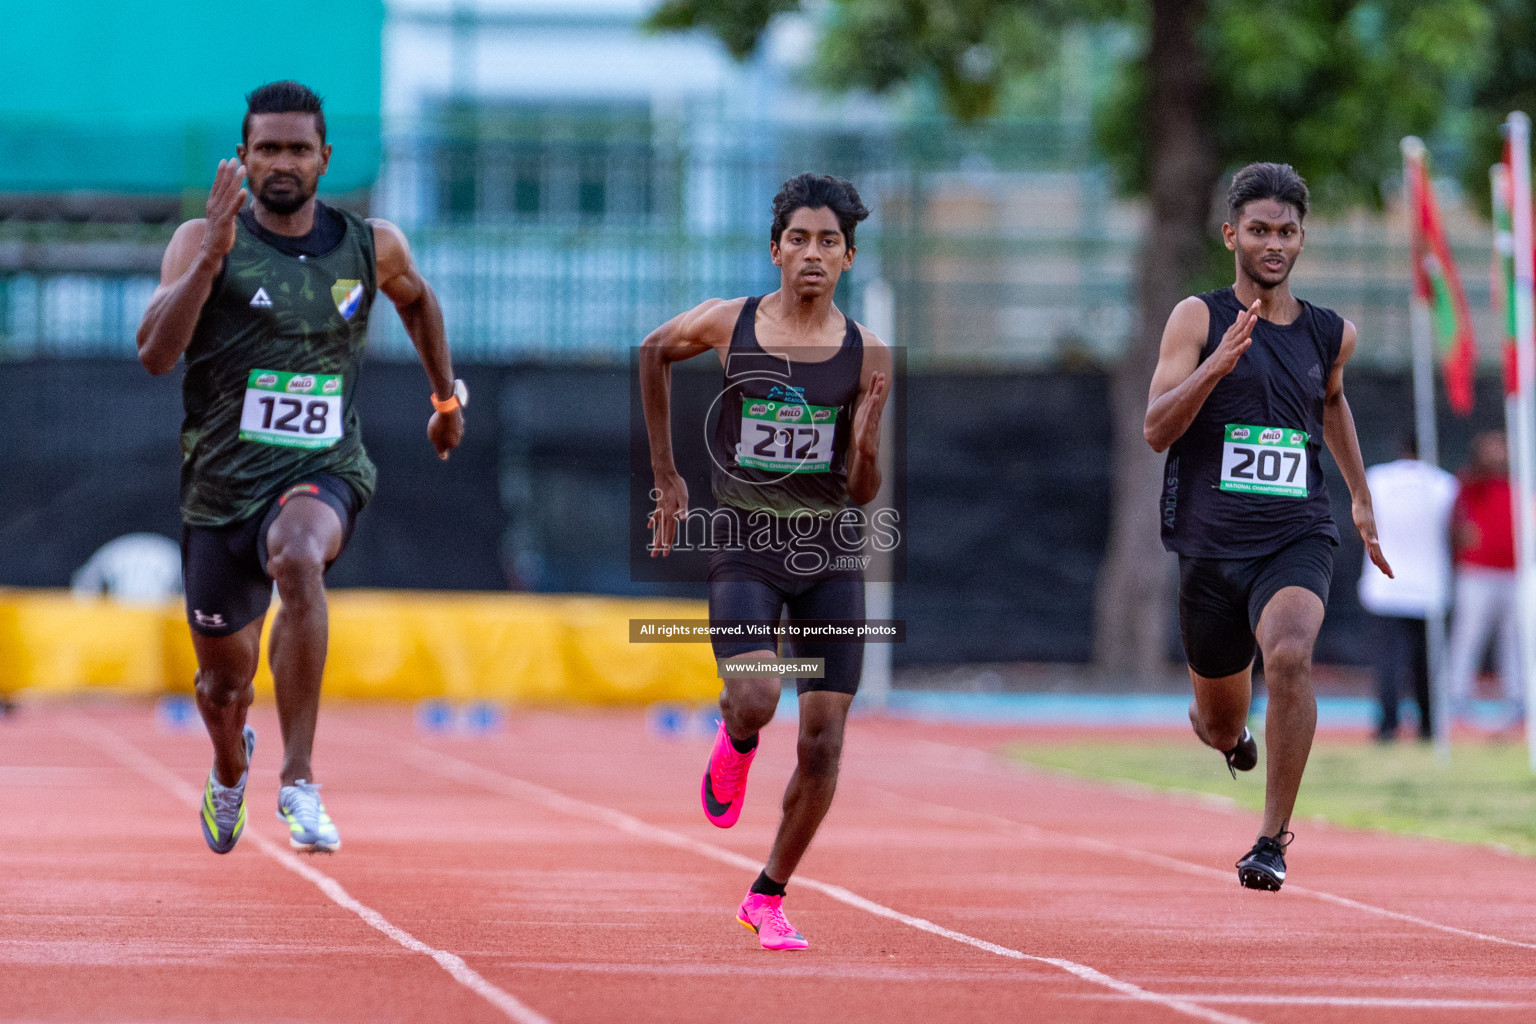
[136,159,246,375]
[1323,320,1393,578]
[846,329,892,505]
[371,218,462,461]
[1144,296,1261,452]
[638,298,742,556]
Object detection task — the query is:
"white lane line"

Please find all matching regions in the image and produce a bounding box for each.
[489,961,1536,1006]
[62,718,553,1024]
[904,740,1536,952]
[1079,994,1536,1010]
[484,960,1039,982]
[383,736,1260,1024]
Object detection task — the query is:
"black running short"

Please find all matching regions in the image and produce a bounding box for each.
[1177,532,1335,678]
[708,548,864,697]
[181,474,362,638]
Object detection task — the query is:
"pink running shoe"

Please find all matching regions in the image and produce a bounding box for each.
[701,721,756,828]
[737,892,808,951]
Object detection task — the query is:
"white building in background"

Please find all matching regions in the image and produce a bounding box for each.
[385,0,766,117]
[367,0,918,362]
[377,0,845,233]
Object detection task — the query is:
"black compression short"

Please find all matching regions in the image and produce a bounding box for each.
[181,474,361,638]
[1177,532,1335,678]
[708,549,864,697]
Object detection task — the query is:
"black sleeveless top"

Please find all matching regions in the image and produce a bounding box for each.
[1160,287,1343,558]
[710,296,864,516]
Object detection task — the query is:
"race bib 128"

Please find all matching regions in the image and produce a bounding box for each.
[735,398,837,473]
[238,369,343,450]
[1220,424,1308,497]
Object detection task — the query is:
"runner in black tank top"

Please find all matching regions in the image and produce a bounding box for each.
[1144,163,1392,892]
[137,84,466,859]
[640,174,892,950]
[710,293,863,519]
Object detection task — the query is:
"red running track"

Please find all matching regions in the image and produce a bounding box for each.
[3,704,1534,1023]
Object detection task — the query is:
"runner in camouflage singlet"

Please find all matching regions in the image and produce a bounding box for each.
[178,200,378,526]
[136,82,465,858]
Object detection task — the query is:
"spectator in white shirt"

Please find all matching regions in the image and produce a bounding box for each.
[1358,435,1458,742]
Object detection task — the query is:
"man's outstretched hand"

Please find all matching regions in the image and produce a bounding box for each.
[201,159,247,259]
[428,409,463,461]
[852,371,887,461]
[1355,500,1393,578]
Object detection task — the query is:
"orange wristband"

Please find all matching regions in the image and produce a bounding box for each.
[431,379,468,413]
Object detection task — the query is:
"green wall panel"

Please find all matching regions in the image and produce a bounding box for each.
[0,0,382,194]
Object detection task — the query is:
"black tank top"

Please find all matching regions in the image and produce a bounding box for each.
[1160,286,1343,558]
[710,296,863,516]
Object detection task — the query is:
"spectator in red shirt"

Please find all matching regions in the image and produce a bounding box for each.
[1445,431,1522,726]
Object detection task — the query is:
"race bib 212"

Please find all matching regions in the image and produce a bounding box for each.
[735,398,837,474]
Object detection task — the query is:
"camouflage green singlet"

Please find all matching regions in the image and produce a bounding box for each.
[179,205,377,526]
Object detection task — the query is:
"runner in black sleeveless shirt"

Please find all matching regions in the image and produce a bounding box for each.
[640,174,891,950]
[137,83,464,856]
[1145,163,1392,891]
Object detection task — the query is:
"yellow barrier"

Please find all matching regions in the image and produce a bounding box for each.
[0,589,718,704]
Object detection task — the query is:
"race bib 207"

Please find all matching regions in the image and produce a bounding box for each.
[1219,423,1307,497]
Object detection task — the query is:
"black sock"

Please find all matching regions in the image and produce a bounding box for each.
[750,869,787,897]
[730,732,759,754]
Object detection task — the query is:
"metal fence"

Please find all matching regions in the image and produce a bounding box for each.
[0,115,1500,368]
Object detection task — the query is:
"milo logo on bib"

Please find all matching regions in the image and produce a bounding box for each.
[736,398,837,474]
[1219,423,1307,497]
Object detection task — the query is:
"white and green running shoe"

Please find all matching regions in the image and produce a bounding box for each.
[201,725,256,855]
[277,780,340,852]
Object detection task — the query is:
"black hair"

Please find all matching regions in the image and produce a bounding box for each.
[770,173,870,249]
[243,81,326,144]
[1227,162,1309,223]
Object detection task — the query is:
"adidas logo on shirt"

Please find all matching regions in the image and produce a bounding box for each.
[250,287,273,308]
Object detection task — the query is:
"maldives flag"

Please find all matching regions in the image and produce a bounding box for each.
[1408,149,1477,414]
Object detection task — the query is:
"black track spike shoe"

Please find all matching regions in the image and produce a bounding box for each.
[1236,830,1293,891]
[1223,727,1258,780]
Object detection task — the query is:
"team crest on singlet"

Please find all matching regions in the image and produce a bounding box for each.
[331,279,364,320]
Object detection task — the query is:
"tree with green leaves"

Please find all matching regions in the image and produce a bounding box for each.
[1460,0,1536,207]
[649,0,1491,678]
